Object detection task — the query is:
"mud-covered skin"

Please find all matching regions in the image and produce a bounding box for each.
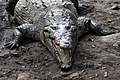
[6,0,79,16]
[4,0,110,70]
[5,0,94,17]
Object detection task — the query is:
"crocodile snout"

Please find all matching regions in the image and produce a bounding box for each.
[55,39,72,49]
[60,41,71,49]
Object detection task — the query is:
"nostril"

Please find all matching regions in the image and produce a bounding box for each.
[60,63,72,70]
[59,41,72,49]
[64,42,68,44]
[65,26,71,30]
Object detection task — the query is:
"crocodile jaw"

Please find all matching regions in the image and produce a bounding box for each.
[43,26,78,69]
[52,41,73,69]
[44,38,76,69]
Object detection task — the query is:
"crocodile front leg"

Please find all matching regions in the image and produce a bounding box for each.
[77,17,113,36]
[4,29,22,49]
[4,23,39,49]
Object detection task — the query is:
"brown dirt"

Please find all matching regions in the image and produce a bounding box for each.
[0,0,120,80]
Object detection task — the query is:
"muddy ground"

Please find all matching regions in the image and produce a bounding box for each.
[0,0,120,80]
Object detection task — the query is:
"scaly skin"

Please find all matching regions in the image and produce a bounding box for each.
[4,0,111,70]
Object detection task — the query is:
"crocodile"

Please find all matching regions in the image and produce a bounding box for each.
[4,0,111,70]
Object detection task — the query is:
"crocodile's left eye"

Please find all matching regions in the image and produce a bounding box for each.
[65,26,71,30]
[50,26,59,30]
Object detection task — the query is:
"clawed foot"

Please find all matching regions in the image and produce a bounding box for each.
[94,26,115,36]
[101,31,115,36]
[4,40,20,50]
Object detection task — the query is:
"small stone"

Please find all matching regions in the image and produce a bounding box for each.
[0,51,10,58]
[91,44,95,48]
[100,33,120,42]
[11,52,19,57]
[44,56,48,61]
[36,4,40,8]
[102,66,106,69]
[34,65,38,68]
[17,73,29,80]
[22,66,26,68]
[31,0,35,3]
[52,74,61,79]
[113,42,119,47]
[45,63,49,67]
[111,5,119,10]
[69,72,79,79]
[78,70,85,75]
[95,74,98,77]
[40,68,43,71]
[107,19,112,23]
[109,12,113,15]
[8,77,16,80]
[94,63,102,69]
[64,72,79,79]
[104,72,108,78]
[89,77,93,79]
[60,71,73,76]
[0,53,5,57]
[63,70,84,79]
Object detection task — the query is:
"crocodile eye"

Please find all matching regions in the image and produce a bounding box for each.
[71,26,77,32]
[44,25,50,32]
[65,26,71,30]
[50,26,58,30]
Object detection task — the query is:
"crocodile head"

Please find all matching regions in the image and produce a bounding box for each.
[43,8,78,70]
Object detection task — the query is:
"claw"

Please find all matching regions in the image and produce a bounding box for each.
[4,42,13,48]
[10,42,16,49]
[94,26,115,36]
[4,40,19,50]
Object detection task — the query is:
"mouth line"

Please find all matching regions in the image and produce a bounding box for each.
[51,40,62,62]
[46,38,73,69]
[52,40,65,54]
[52,40,72,62]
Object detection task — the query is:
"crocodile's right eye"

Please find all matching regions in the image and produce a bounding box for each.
[50,26,59,30]
[71,26,77,32]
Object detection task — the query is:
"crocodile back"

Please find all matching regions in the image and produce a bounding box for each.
[15,0,77,26]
